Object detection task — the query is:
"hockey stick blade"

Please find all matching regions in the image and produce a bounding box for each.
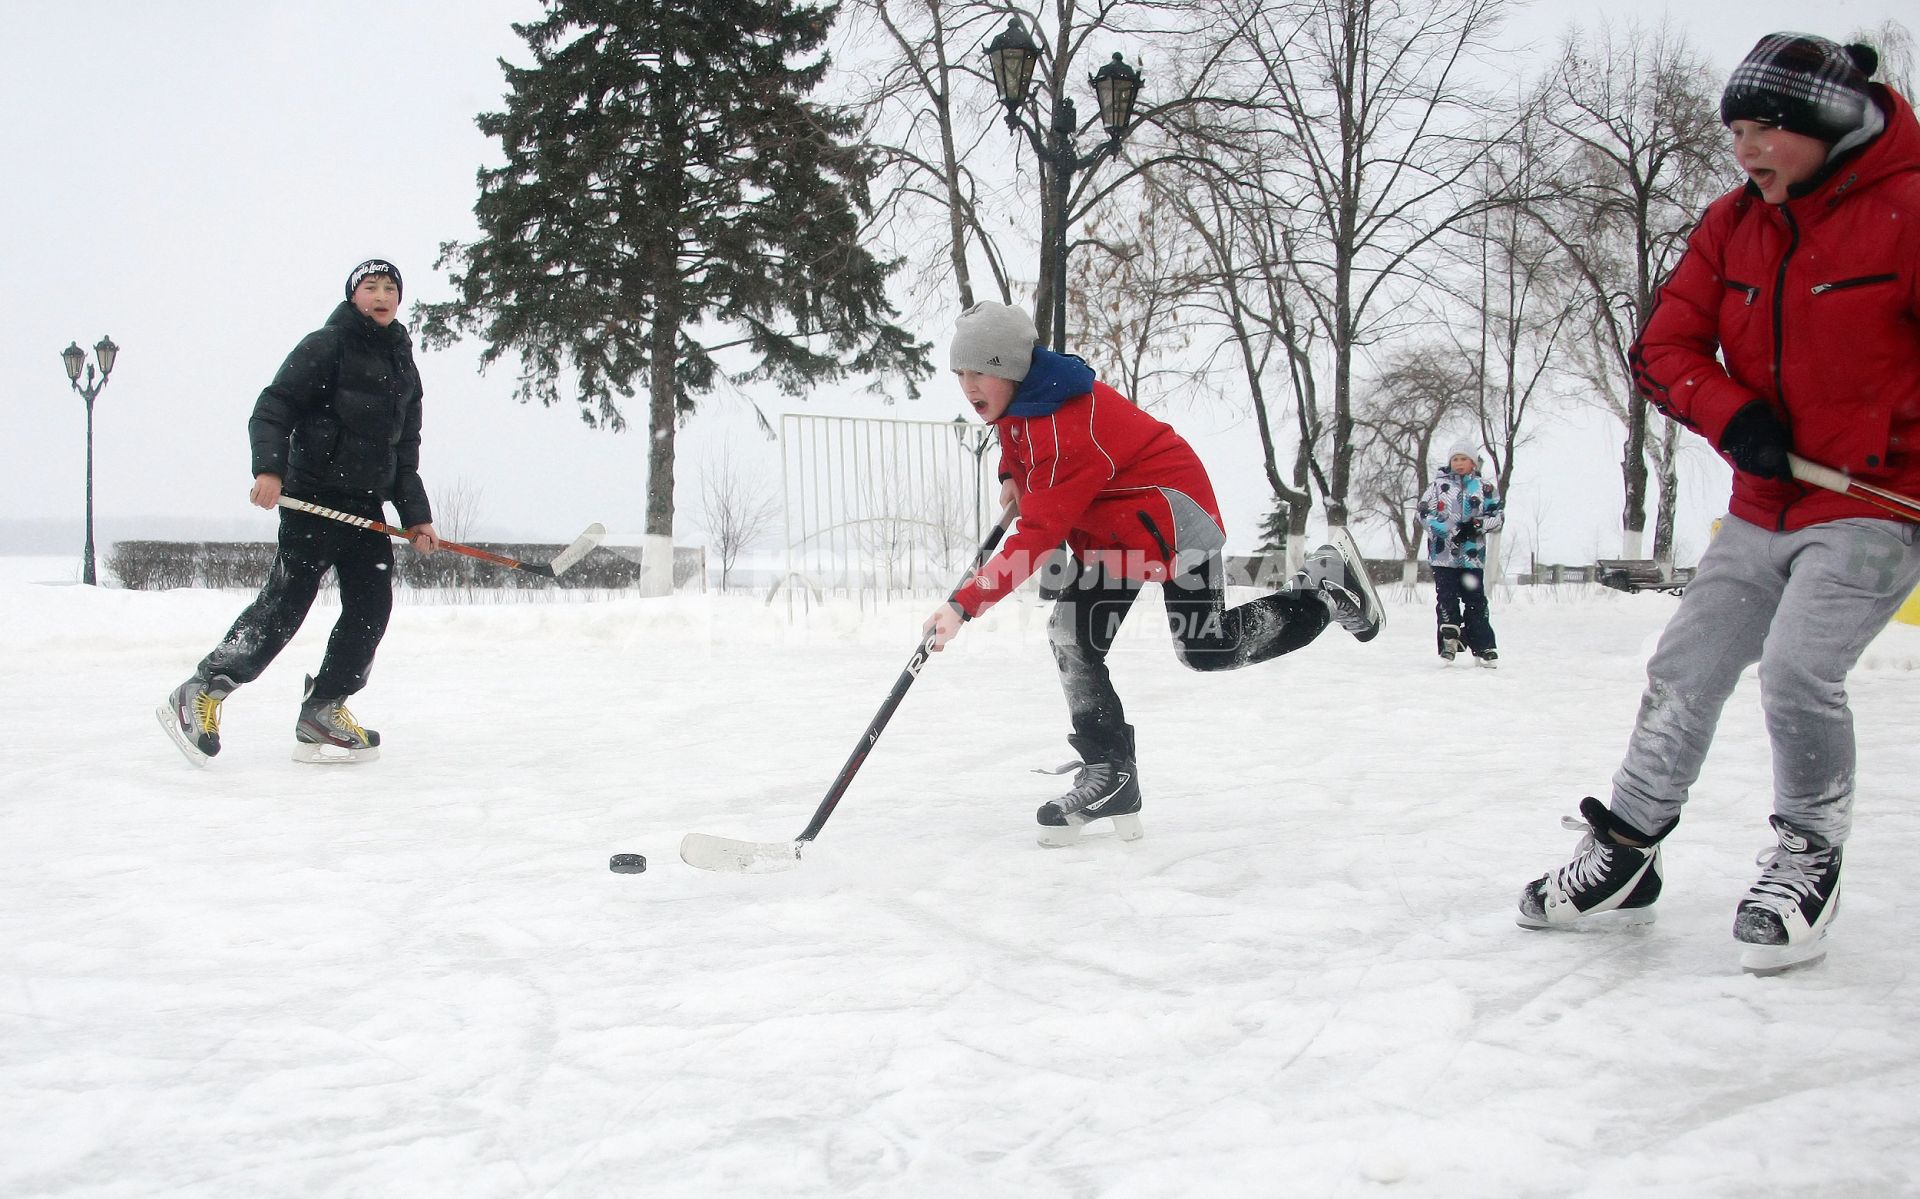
[548,522,607,577]
[679,832,805,874]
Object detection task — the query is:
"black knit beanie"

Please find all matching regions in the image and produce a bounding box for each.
[1720,33,1879,144]
[345,259,403,301]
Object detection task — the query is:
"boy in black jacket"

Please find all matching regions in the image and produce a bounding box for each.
[159,259,440,765]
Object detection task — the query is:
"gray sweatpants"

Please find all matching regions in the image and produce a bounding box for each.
[1611,514,1920,847]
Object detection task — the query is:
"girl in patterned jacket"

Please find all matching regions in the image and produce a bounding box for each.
[1416,441,1505,665]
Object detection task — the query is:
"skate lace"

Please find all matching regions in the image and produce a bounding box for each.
[193,690,224,735]
[1319,580,1361,619]
[1553,817,1617,892]
[1061,763,1117,811]
[1748,847,1833,906]
[330,702,368,741]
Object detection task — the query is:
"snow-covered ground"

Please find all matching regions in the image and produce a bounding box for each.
[5,557,1920,1197]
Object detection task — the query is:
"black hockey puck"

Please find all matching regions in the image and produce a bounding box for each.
[609,853,648,874]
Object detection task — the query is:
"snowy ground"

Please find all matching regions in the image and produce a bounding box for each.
[5,557,1920,1198]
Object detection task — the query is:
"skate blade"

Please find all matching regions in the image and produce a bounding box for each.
[291,741,380,765]
[1740,934,1830,976]
[1517,906,1657,931]
[1037,812,1144,849]
[155,705,211,768]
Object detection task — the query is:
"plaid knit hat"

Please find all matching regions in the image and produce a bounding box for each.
[345,259,403,301]
[1720,34,1879,145]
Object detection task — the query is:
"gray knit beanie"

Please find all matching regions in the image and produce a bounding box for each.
[1447,440,1479,464]
[950,302,1037,382]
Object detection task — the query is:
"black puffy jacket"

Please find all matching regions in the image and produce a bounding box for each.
[248,301,431,527]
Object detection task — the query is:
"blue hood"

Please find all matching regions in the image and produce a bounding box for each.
[1007,347,1096,417]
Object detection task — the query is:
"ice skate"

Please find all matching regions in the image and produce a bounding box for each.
[1475,649,1499,669]
[157,673,237,766]
[1296,527,1384,642]
[293,675,381,764]
[1438,623,1462,661]
[1735,816,1842,975]
[1517,797,1663,929]
[1036,759,1143,848]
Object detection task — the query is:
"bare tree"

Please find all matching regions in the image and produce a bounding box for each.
[430,477,486,543]
[845,0,1244,346]
[430,477,486,595]
[1066,182,1212,406]
[698,450,781,592]
[1529,20,1727,561]
[1436,117,1577,508]
[1848,20,1915,97]
[1147,146,1323,566]
[1201,0,1515,531]
[1351,347,1474,581]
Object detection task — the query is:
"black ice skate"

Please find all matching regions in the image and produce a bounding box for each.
[1037,760,1143,848]
[1295,527,1384,642]
[1517,797,1663,929]
[1475,649,1499,669]
[293,675,381,764]
[1438,623,1462,661]
[1734,816,1842,975]
[157,673,237,766]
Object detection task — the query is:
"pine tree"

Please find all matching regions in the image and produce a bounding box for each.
[1257,497,1290,555]
[422,0,929,580]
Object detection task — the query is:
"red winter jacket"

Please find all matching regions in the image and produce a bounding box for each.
[1630,85,1920,532]
[949,378,1223,618]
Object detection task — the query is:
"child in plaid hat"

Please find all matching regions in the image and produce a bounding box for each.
[1517,33,1920,975]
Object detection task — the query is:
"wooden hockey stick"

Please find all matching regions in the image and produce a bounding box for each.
[277,495,605,578]
[680,505,1017,874]
[1788,455,1920,524]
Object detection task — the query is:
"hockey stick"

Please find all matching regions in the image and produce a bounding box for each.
[1789,454,1920,523]
[277,495,606,578]
[681,504,1017,874]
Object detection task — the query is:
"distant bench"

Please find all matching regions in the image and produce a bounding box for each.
[1596,558,1695,596]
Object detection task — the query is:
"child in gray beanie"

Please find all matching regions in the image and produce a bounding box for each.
[924,301,1384,848]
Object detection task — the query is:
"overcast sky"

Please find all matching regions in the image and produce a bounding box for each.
[2,0,1912,563]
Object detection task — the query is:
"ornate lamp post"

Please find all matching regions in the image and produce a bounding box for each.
[985,17,1143,351]
[60,335,120,586]
[951,415,995,547]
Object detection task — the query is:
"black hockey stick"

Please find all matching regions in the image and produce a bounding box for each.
[680,505,1016,873]
[277,495,605,578]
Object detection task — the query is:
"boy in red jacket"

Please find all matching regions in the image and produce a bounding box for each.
[922,301,1382,846]
[1518,34,1920,974]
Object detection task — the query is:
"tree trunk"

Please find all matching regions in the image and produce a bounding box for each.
[1652,419,1681,566]
[1620,392,1649,556]
[642,305,679,596]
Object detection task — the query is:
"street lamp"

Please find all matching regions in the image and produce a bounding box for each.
[985,17,1143,351]
[60,335,120,586]
[951,415,995,548]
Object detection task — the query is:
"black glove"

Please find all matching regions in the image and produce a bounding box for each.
[1451,518,1482,545]
[1717,402,1793,480]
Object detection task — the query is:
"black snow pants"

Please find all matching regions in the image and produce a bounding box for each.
[200,492,395,701]
[1048,555,1331,765]
[1432,563,1496,656]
